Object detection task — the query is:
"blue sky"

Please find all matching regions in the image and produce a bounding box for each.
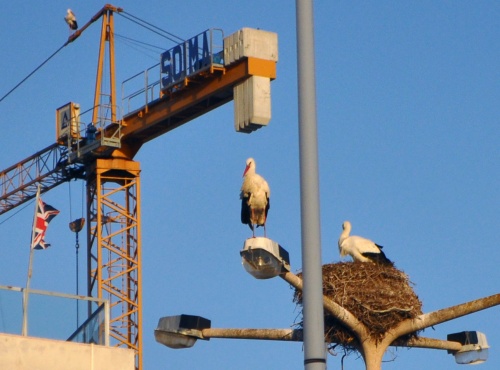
[0,1,499,369]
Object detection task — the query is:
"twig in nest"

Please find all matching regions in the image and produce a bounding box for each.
[353,297,414,313]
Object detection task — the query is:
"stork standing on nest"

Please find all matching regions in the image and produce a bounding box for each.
[240,158,270,237]
[338,220,393,265]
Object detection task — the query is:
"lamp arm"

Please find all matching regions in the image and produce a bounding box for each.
[281,271,369,340]
[389,293,500,341]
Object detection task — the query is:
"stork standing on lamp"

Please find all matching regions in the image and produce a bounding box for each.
[240,158,270,237]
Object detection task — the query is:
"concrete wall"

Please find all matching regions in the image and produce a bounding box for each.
[0,333,135,370]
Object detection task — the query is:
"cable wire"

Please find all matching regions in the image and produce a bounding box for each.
[0,201,35,227]
[117,11,185,44]
[68,181,73,221]
[1,11,183,105]
[0,42,68,104]
[114,34,163,62]
[115,33,165,52]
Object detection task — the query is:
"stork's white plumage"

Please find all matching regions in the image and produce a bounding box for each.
[240,158,270,237]
[338,221,392,265]
[65,9,78,30]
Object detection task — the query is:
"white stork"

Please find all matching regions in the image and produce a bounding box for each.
[338,221,393,265]
[65,9,78,31]
[240,158,270,237]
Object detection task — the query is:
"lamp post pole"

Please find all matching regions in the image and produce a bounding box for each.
[295,0,326,369]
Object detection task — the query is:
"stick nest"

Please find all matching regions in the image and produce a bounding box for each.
[293,262,423,351]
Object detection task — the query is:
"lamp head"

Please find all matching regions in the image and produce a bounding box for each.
[447,331,489,365]
[155,315,211,349]
[240,237,290,279]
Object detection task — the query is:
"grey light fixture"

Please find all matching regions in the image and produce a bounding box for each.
[155,314,211,349]
[240,237,291,279]
[447,331,489,365]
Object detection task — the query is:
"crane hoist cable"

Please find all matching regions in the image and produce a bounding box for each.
[68,180,85,329]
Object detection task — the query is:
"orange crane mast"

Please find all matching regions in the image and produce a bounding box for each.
[0,4,277,370]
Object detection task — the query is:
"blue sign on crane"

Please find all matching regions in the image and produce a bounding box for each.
[160,29,223,91]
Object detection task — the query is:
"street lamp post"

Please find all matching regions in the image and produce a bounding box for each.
[157,246,499,368]
[295,0,326,369]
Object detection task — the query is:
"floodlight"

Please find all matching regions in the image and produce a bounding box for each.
[240,237,290,279]
[447,331,489,365]
[155,315,211,349]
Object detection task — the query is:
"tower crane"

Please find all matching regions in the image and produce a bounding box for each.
[0,4,277,369]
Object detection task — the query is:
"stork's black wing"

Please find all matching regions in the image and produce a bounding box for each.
[362,250,393,266]
[241,195,250,224]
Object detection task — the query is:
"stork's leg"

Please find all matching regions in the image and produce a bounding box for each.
[250,209,256,237]
[263,224,267,237]
[247,223,255,237]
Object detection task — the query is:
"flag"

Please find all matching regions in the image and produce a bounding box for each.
[31,197,60,250]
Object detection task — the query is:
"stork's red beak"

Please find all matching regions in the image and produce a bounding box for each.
[243,164,250,177]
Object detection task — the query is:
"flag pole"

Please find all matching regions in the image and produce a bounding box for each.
[22,184,41,336]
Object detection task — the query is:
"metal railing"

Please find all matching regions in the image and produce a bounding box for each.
[121,28,225,116]
[0,285,110,346]
[121,63,161,116]
[66,103,123,163]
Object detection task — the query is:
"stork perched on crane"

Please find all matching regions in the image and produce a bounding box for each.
[338,221,393,265]
[64,9,78,31]
[240,158,270,237]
